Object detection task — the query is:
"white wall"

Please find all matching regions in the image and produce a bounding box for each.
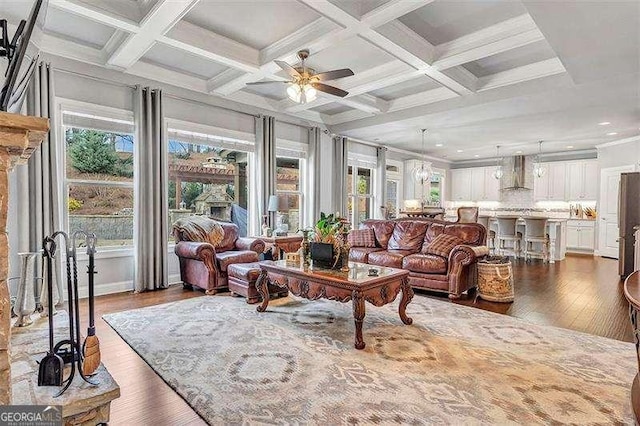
[597,139,640,170]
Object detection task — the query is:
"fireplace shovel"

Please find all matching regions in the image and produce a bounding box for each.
[82,233,100,376]
[38,236,64,387]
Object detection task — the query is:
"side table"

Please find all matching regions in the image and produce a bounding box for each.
[623,270,640,423]
[255,235,303,260]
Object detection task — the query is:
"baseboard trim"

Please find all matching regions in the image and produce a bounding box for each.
[77,273,183,298]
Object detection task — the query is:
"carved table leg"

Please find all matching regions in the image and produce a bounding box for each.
[630,304,640,422]
[256,269,270,313]
[399,277,414,325]
[352,290,366,350]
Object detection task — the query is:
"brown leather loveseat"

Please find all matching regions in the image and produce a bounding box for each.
[349,219,489,300]
[173,216,265,294]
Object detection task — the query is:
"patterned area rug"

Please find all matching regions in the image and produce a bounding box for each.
[103,294,636,424]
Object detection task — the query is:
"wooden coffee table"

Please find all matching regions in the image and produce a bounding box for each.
[256,260,413,350]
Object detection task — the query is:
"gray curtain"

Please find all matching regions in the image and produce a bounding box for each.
[133,86,168,292]
[23,63,62,304]
[332,136,348,217]
[255,116,276,229]
[376,147,387,219]
[307,127,322,223]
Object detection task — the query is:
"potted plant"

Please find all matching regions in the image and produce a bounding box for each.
[310,212,350,269]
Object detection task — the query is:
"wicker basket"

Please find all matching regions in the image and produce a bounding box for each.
[477,256,514,303]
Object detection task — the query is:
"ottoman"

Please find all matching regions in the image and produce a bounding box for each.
[227,262,288,304]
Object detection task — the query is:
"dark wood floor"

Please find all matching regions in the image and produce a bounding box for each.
[81,254,631,425]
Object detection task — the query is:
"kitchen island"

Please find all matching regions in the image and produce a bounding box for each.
[481,215,568,263]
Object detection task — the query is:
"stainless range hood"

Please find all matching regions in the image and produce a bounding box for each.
[501,155,531,191]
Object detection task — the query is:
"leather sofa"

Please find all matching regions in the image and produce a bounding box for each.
[173,217,265,294]
[349,219,489,300]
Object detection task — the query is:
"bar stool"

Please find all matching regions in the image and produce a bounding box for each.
[523,218,549,262]
[496,217,521,258]
[477,216,495,254]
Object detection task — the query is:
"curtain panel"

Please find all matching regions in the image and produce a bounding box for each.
[376,146,387,219]
[21,63,63,304]
[332,136,348,218]
[254,116,276,231]
[133,86,168,292]
[307,127,322,224]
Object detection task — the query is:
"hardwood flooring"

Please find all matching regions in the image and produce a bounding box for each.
[80,254,631,425]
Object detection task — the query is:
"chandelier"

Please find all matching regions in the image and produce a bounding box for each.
[492,145,504,179]
[533,140,546,178]
[413,128,433,184]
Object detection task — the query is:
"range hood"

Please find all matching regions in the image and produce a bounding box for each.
[501,155,531,191]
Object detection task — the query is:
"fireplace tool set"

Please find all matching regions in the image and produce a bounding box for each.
[38,230,101,396]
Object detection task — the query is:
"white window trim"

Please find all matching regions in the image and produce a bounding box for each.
[166,118,255,146]
[57,98,135,254]
[347,162,376,225]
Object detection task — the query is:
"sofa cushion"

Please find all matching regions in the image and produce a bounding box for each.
[363,221,396,249]
[444,223,483,246]
[216,250,259,272]
[217,222,240,252]
[403,254,447,274]
[367,250,413,268]
[424,222,446,245]
[387,221,430,251]
[348,228,376,248]
[349,247,384,263]
[423,233,463,257]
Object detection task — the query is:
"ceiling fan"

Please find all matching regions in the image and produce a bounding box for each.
[246,49,354,104]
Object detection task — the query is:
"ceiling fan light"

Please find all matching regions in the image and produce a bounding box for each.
[287,84,301,103]
[303,84,317,103]
[533,163,546,178]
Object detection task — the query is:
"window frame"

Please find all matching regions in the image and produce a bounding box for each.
[57,98,135,253]
[276,138,308,231]
[347,155,376,226]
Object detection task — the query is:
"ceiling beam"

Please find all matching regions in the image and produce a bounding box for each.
[432,15,545,70]
[360,0,435,28]
[476,58,566,91]
[160,21,260,73]
[107,0,200,69]
[49,0,141,33]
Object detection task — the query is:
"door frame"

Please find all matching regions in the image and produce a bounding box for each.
[596,165,636,257]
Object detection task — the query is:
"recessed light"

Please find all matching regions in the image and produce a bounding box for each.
[516,150,523,154]
[435,143,443,147]
[456,149,463,153]
[598,121,611,126]
[566,145,574,149]
[474,154,480,158]
[607,132,618,136]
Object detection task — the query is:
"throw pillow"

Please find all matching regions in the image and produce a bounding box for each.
[423,233,463,257]
[347,228,376,248]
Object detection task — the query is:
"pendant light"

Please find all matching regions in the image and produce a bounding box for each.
[533,140,546,178]
[492,145,504,180]
[413,129,433,184]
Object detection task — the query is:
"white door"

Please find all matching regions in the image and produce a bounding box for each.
[598,166,636,258]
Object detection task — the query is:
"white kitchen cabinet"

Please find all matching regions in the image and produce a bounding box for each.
[450,169,472,201]
[567,220,595,252]
[484,168,501,201]
[567,160,598,200]
[534,162,566,201]
[450,167,500,202]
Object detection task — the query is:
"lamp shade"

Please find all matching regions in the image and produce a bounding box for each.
[267,195,279,212]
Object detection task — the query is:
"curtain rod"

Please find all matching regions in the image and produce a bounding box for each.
[52,66,317,129]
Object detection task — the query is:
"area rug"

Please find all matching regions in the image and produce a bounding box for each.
[103,294,636,424]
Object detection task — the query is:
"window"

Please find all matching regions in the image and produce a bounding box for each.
[275,157,302,233]
[167,131,253,237]
[64,126,134,248]
[385,162,402,219]
[429,172,443,205]
[347,165,374,226]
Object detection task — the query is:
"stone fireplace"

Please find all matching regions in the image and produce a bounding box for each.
[0,112,49,404]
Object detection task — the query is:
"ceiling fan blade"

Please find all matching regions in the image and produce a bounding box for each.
[311,82,349,98]
[246,81,291,86]
[275,60,301,79]
[313,68,354,81]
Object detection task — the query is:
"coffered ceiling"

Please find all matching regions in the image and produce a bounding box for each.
[3,0,639,161]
